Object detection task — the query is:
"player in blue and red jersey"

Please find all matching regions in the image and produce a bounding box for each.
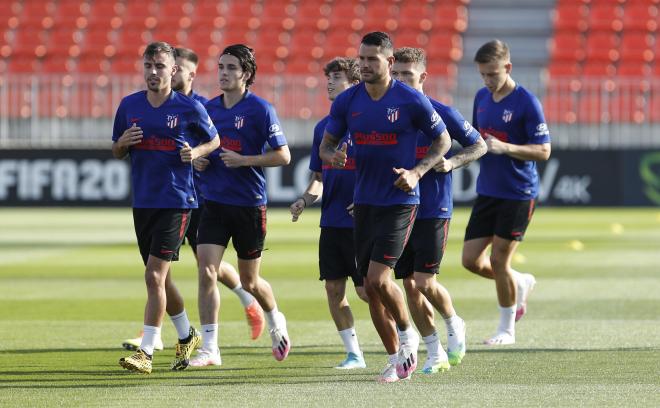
[289,57,374,370]
[390,47,487,374]
[193,44,292,365]
[121,47,265,358]
[320,32,452,381]
[462,40,551,346]
[113,42,220,374]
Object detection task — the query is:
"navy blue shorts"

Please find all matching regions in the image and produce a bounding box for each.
[395,218,449,279]
[465,195,536,242]
[197,200,267,260]
[132,208,191,265]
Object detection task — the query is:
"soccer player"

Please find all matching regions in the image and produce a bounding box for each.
[462,39,551,345]
[121,47,265,354]
[289,56,369,370]
[113,41,220,374]
[193,44,292,365]
[319,32,452,381]
[391,47,487,372]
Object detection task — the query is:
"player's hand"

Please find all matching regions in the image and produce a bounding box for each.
[346,202,354,217]
[434,156,454,173]
[393,167,420,192]
[290,198,306,222]
[180,142,195,163]
[193,157,210,171]
[219,148,245,168]
[118,123,143,148]
[330,142,348,168]
[484,133,508,155]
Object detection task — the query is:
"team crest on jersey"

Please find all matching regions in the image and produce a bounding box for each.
[166,114,178,128]
[502,110,513,123]
[234,115,245,129]
[387,107,399,123]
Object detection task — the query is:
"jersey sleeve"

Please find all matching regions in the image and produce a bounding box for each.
[412,93,446,140]
[471,88,485,129]
[309,120,325,172]
[524,93,551,144]
[263,103,288,149]
[112,100,127,142]
[325,93,348,140]
[443,106,481,148]
[190,100,218,143]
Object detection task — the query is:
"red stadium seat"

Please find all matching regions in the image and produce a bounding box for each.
[582,61,616,77]
[432,4,468,32]
[41,56,74,73]
[553,4,589,32]
[622,3,658,32]
[399,2,433,31]
[426,33,463,62]
[7,58,38,73]
[543,92,578,124]
[110,58,141,74]
[584,31,620,62]
[549,32,585,62]
[547,61,581,78]
[588,4,624,32]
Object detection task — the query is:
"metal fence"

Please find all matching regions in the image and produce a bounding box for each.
[0,73,658,148]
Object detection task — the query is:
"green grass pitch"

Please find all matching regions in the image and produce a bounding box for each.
[0,207,658,407]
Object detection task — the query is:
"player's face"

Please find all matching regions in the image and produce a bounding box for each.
[326,71,352,101]
[143,52,176,93]
[391,61,426,91]
[477,59,511,94]
[358,44,393,84]
[218,54,249,92]
[172,57,196,94]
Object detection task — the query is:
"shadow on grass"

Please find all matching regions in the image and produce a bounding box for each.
[0,365,379,389]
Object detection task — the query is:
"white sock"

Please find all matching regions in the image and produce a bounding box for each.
[338,327,361,356]
[398,326,419,345]
[444,314,463,335]
[170,310,191,340]
[497,305,516,335]
[201,324,219,354]
[140,325,160,356]
[265,305,280,330]
[422,332,441,357]
[232,283,256,308]
[388,353,398,365]
[510,269,523,282]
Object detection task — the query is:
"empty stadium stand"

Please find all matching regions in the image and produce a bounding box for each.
[0,0,659,148]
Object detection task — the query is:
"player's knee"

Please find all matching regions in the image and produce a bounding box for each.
[489,253,508,273]
[462,254,479,272]
[413,276,433,295]
[403,277,417,296]
[324,280,345,303]
[355,286,369,303]
[198,265,217,285]
[239,275,259,294]
[144,270,164,290]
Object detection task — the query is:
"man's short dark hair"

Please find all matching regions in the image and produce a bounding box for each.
[175,47,199,66]
[361,31,394,54]
[221,44,257,88]
[474,39,510,64]
[323,57,360,83]
[143,41,176,62]
[393,47,427,69]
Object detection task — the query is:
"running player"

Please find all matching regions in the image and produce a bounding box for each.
[319,32,452,381]
[391,47,486,372]
[113,41,220,374]
[121,47,265,354]
[462,39,551,345]
[193,44,292,365]
[289,56,369,370]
